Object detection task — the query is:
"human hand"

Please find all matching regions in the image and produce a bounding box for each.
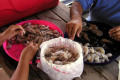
[66,19,82,40]
[20,42,38,62]
[109,26,120,41]
[2,25,25,40]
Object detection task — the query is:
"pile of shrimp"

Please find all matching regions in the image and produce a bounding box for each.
[81,22,103,42]
[45,46,79,65]
[7,23,61,49]
[82,43,112,63]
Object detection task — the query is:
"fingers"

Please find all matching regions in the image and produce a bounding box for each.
[29,41,33,46]
[112,35,120,41]
[66,23,79,40]
[109,26,120,41]
[76,27,82,37]
[34,43,39,49]
[71,25,77,40]
[29,41,38,49]
[66,19,82,40]
[14,25,24,31]
[68,24,73,39]
[110,31,120,41]
[12,25,25,35]
[67,24,82,40]
[110,31,120,37]
[109,26,120,34]
[14,30,23,35]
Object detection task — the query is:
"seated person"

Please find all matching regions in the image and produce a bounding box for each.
[0,25,38,80]
[66,0,120,41]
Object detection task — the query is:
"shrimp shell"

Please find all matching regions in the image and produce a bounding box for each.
[104,55,109,62]
[95,59,101,63]
[94,47,105,54]
[89,24,98,30]
[7,42,12,50]
[82,22,87,27]
[106,53,112,57]
[84,33,90,42]
[89,54,96,62]
[101,38,113,44]
[80,32,90,42]
[84,43,90,46]
[94,55,100,61]
[87,54,92,61]
[82,27,89,31]
[91,29,103,36]
[83,46,89,58]
[89,47,95,54]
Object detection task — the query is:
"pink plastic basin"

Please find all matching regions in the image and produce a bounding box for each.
[3,20,64,63]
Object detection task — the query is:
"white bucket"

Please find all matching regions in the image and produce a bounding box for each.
[37,37,84,80]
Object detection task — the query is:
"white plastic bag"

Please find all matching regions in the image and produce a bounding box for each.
[37,37,84,80]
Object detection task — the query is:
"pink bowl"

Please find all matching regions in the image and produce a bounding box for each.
[3,20,64,63]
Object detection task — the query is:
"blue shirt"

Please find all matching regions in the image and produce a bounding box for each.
[75,0,120,27]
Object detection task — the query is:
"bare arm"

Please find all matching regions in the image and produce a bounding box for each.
[11,42,38,80]
[66,1,84,40]
[70,1,83,21]
[10,58,30,80]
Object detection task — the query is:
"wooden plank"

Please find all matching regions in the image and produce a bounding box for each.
[30,64,51,80]
[29,66,42,80]
[80,64,106,80]
[73,64,109,80]
[51,2,70,22]
[31,64,106,80]
[24,16,38,21]
[73,77,84,80]
[73,64,107,80]
[36,10,66,33]
[93,61,118,80]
